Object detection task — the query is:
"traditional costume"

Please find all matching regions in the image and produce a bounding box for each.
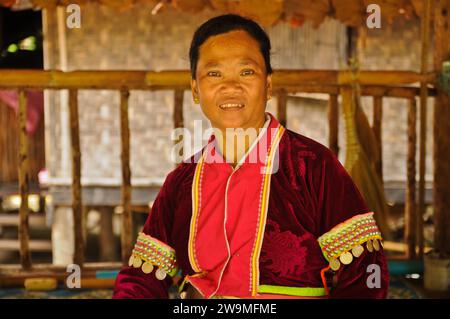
[113,113,389,299]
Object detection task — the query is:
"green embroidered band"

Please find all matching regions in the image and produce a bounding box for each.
[318,212,383,271]
[128,232,178,280]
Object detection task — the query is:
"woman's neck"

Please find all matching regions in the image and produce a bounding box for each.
[214,116,267,168]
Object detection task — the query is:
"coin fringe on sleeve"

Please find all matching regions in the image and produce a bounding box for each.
[128,232,179,280]
[318,212,383,271]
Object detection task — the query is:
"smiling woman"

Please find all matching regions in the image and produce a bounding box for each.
[192,30,270,132]
[113,14,389,299]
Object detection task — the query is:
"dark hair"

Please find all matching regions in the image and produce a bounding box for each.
[189,14,273,79]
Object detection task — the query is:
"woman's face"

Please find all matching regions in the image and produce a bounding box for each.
[191,30,272,132]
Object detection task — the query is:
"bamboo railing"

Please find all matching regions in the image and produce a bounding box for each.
[0,69,436,275]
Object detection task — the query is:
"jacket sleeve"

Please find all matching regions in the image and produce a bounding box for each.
[316,151,389,299]
[113,171,178,299]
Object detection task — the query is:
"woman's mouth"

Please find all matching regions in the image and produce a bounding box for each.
[219,103,245,110]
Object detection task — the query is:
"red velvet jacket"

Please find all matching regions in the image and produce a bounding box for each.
[113,120,389,299]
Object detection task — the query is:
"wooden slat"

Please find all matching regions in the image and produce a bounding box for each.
[68,89,84,266]
[277,89,287,127]
[173,89,184,129]
[17,89,31,269]
[119,89,132,265]
[0,214,47,227]
[0,262,122,285]
[0,262,121,273]
[0,239,52,252]
[282,85,436,98]
[173,89,184,161]
[417,0,433,259]
[405,98,417,259]
[328,94,339,156]
[0,70,436,89]
[372,96,383,180]
[99,206,117,262]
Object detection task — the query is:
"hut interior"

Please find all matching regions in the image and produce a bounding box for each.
[0,0,449,299]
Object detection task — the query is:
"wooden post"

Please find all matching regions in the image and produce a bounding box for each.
[433,0,450,255]
[18,89,31,269]
[372,96,383,180]
[120,89,132,265]
[418,0,434,259]
[277,90,287,127]
[328,94,339,156]
[99,206,117,262]
[68,89,84,266]
[405,98,417,259]
[173,89,184,161]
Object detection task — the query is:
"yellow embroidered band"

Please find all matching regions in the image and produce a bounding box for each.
[128,232,178,280]
[318,212,383,271]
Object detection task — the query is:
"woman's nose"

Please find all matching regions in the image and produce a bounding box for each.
[220,78,243,94]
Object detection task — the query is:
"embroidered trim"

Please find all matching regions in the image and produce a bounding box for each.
[128,232,178,279]
[258,285,327,297]
[317,212,383,271]
[250,125,285,295]
[188,152,204,273]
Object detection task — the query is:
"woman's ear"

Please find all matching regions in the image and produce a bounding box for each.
[191,78,199,103]
[266,74,273,100]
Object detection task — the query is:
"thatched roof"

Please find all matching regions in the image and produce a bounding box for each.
[0,0,430,27]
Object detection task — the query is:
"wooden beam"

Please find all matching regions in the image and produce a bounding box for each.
[372,96,383,180]
[119,89,132,265]
[328,94,339,156]
[417,0,434,259]
[0,262,122,285]
[405,98,417,259]
[68,89,84,266]
[0,70,436,90]
[0,239,52,252]
[432,0,450,255]
[0,214,47,227]
[0,262,121,274]
[277,89,287,127]
[17,90,31,269]
[281,85,436,98]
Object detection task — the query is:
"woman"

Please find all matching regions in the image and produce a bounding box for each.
[113,14,389,299]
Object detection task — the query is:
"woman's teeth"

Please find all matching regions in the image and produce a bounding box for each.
[219,103,244,109]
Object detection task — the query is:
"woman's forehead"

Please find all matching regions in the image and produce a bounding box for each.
[201,58,260,69]
[198,30,264,67]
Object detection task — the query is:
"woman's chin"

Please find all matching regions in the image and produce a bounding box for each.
[212,112,247,130]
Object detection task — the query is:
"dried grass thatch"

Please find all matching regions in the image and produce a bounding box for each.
[0,0,429,27]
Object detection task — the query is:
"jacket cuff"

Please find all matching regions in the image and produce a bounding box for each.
[318,212,383,271]
[128,232,179,280]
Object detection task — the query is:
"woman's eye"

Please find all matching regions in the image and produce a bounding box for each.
[241,69,255,76]
[207,71,220,77]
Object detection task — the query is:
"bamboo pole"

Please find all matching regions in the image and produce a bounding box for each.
[173,89,184,161]
[119,89,132,265]
[405,98,417,259]
[277,89,287,127]
[281,85,436,98]
[328,94,339,156]
[17,89,31,269]
[0,70,436,89]
[417,0,434,259]
[372,96,383,180]
[68,89,84,266]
